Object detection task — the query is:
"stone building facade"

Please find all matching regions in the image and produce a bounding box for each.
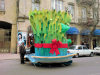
[0,0,17,53]
[0,0,100,53]
[17,0,100,51]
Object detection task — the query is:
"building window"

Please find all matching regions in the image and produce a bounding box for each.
[0,0,5,11]
[32,0,40,11]
[82,7,87,19]
[51,0,63,11]
[68,4,74,19]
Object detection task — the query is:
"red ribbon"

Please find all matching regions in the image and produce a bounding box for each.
[34,39,68,56]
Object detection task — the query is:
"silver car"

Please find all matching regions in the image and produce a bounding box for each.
[94,46,100,55]
[68,45,94,58]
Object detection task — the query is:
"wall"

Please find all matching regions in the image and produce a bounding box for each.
[0,0,17,53]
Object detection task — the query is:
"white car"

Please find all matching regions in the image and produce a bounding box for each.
[68,45,94,58]
[94,46,100,55]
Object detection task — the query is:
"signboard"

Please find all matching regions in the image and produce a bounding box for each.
[18,32,27,46]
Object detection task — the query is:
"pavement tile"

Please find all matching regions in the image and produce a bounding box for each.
[0,53,20,60]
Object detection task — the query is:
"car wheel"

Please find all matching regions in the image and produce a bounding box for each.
[89,52,94,57]
[74,53,79,58]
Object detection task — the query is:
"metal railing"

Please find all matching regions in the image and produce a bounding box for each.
[78,18,94,26]
[76,0,95,6]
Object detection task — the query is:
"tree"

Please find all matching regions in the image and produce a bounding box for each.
[77,0,100,49]
[89,0,99,49]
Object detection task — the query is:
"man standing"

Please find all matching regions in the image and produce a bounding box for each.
[19,42,26,64]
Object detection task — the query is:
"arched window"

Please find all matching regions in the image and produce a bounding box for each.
[0,21,12,53]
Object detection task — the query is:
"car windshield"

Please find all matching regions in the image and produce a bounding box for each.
[69,46,76,49]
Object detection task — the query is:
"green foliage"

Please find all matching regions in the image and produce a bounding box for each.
[29,9,72,43]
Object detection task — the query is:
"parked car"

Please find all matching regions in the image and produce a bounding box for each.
[68,45,94,58]
[94,46,100,55]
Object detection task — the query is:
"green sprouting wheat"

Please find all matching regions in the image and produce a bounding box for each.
[29,9,72,44]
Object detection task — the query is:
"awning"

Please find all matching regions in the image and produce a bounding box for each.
[81,29,90,35]
[66,27,79,34]
[93,29,100,35]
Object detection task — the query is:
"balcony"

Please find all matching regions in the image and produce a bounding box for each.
[0,10,5,14]
[34,0,40,3]
[78,18,87,25]
[76,0,95,6]
[78,18,94,26]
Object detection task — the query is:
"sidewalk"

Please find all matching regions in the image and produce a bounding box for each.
[0,53,20,60]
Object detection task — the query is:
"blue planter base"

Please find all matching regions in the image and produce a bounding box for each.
[25,53,75,64]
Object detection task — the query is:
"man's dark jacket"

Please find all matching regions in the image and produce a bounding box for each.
[19,45,26,54]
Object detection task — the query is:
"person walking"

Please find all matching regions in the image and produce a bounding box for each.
[19,42,26,64]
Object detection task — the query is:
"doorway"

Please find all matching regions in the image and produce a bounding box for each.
[0,21,12,53]
[93,39,97,49]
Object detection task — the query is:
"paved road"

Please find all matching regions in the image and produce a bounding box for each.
[0,56,100,75]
